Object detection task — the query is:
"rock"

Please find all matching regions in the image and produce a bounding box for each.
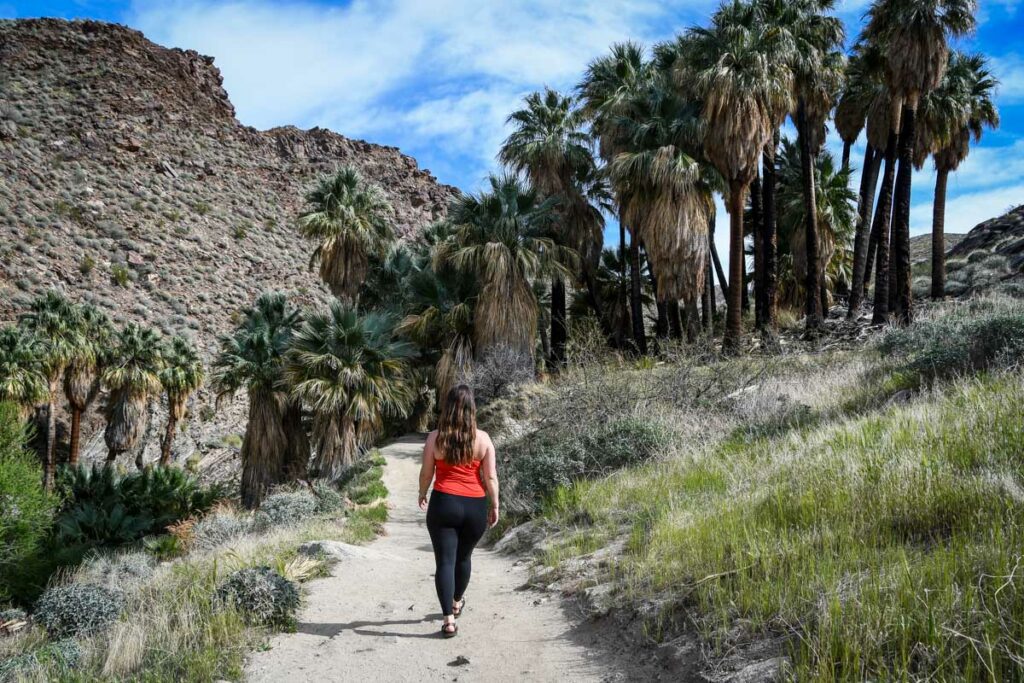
[728,657,790,683]
[0,120,17,139]
[580,583,616,618]
[127,251,145,266]
[156,159,178,178]
[297,540,383,561]
[447,655,471,667]
[492,520,545,554]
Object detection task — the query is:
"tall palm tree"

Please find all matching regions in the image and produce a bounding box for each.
[605,61,713,339]
[842,43,889,317]
[212,292,301,508]
[437,174,569,361]
[499,88,598,369]
[102,323,164,468]
[21,291,82,488]
[578,42,654,354]
[287,303,413,479]
[63,303,113,466]
[864,0,977,323]
[673,3,793,352]
[298,166,395,302]
[0,326,47,419]
[157,336,205,466]
[915,51,999,299]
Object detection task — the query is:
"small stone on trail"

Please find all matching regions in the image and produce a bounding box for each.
[448,655,471,667]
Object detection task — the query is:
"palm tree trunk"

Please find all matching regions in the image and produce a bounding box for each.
[841,140,852,173]
[871,130,899,325]
[798,100,823,332]
[848,144,880,317]
[888,206,898,315]
[69,407,82,467]
[862,149,886,297]
[159,414,178,466]
[668,300,682,339]
[741,260,750,313]
[582,270,610,339]
[550,276,567,370]
[724,181,747,353]
[649,262,668,340]
[282,400,310,481]
[751,173,765,329]
[617,220,628,348]
[710,230,729,303]
[43,389,56,490]
[892,103,916,324]
[761,131,779,334]
[629,231,647,355]
[703,239,715,333]
[685,299,701,343]
[931,166,949,300]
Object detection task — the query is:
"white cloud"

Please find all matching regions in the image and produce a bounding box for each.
[990,53,1024,104]
[910,182,1024,236]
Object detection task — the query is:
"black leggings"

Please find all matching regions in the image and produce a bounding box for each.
[426,490,488,616]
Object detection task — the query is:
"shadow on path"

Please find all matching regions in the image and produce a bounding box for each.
[297,614,445,641]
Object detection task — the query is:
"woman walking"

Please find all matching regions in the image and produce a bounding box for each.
[418,384,500,638]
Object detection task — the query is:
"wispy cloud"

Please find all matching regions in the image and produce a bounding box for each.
[990,52,1024,104]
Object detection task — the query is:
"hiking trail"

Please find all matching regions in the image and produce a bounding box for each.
[245,434,628,682]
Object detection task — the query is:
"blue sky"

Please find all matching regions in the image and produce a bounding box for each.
[5,0,1024,266]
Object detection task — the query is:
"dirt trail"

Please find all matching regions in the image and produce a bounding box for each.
[245,435,624,682]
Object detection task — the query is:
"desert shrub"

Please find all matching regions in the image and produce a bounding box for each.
[468,345,535,404]
[0,638,81,681]
[189,511,254,550]
[76,551,154,593]
[33,582,124,637]
[55,465,225,549]
[255,490,318,528]
[310,480,345,514]
[215,567,299,626]
[0,404,58,603]
[333,451,386,490]
[502,417,671,515]
[143,534,185,560]
[110,264,130,286]
[880,301,1024,381]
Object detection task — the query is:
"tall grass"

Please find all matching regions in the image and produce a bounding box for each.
[546,372,1024,680]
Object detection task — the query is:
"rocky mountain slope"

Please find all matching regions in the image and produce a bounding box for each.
[944,204,1024,297]
[0,18,458,476]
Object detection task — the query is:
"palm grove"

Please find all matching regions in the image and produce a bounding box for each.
[0,0,998,507]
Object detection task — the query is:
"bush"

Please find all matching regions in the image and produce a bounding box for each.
[468,345,535,405]
[215,567,299,626]
[880,302,1024,381]
[255,490,318,528]
[76,552,154,593]
[310,480,345,514]
[502,417,671,515]
[190,511,253,550]
[33,582,125,637]
[0,404,58,603]
[0,638,81,681]
[55,465,225,548]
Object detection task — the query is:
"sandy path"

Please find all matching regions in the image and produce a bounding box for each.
[245,435,620,682]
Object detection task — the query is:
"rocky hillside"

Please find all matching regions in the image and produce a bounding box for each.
[944,204,1024,297]
[0,18,458,476]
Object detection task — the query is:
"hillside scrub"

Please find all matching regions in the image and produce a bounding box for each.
[525,299,1024,680]
[0,457,389,681]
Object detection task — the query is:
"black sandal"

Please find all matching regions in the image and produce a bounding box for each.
[453,597,466,618]
[441,621,458,638]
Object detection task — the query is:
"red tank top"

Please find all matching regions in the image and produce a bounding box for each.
[434,457,486,498]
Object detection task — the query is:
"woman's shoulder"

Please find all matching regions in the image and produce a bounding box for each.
[474,429,493,447]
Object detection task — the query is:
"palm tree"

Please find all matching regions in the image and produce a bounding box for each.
[864,0,978,323]
[438,174,569,361]
[604,61,713,340]
[298,166,395,302]
[842,43,889,317]
[673,4,793,352]
[0,326,47,418]
[570,248,653,339]
[157,336,205,466]
[21,291,82,488]
[63,304,113,466]
[776,140,858,308]
[499,88,599,369]
[578,42,655,354]
[102,323,164,469]
[915,51,999,299]
[212,292,301,508]
[287,303,413,478]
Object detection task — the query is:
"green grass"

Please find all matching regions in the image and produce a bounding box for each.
[543,373,1024,680]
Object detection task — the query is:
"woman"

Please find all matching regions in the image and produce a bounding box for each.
[418,384,500,638]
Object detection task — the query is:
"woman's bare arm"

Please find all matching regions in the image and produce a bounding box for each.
[480,433,500,527]
[418,433,437,511]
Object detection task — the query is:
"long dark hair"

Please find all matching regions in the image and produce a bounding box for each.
[436,384,476,465]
